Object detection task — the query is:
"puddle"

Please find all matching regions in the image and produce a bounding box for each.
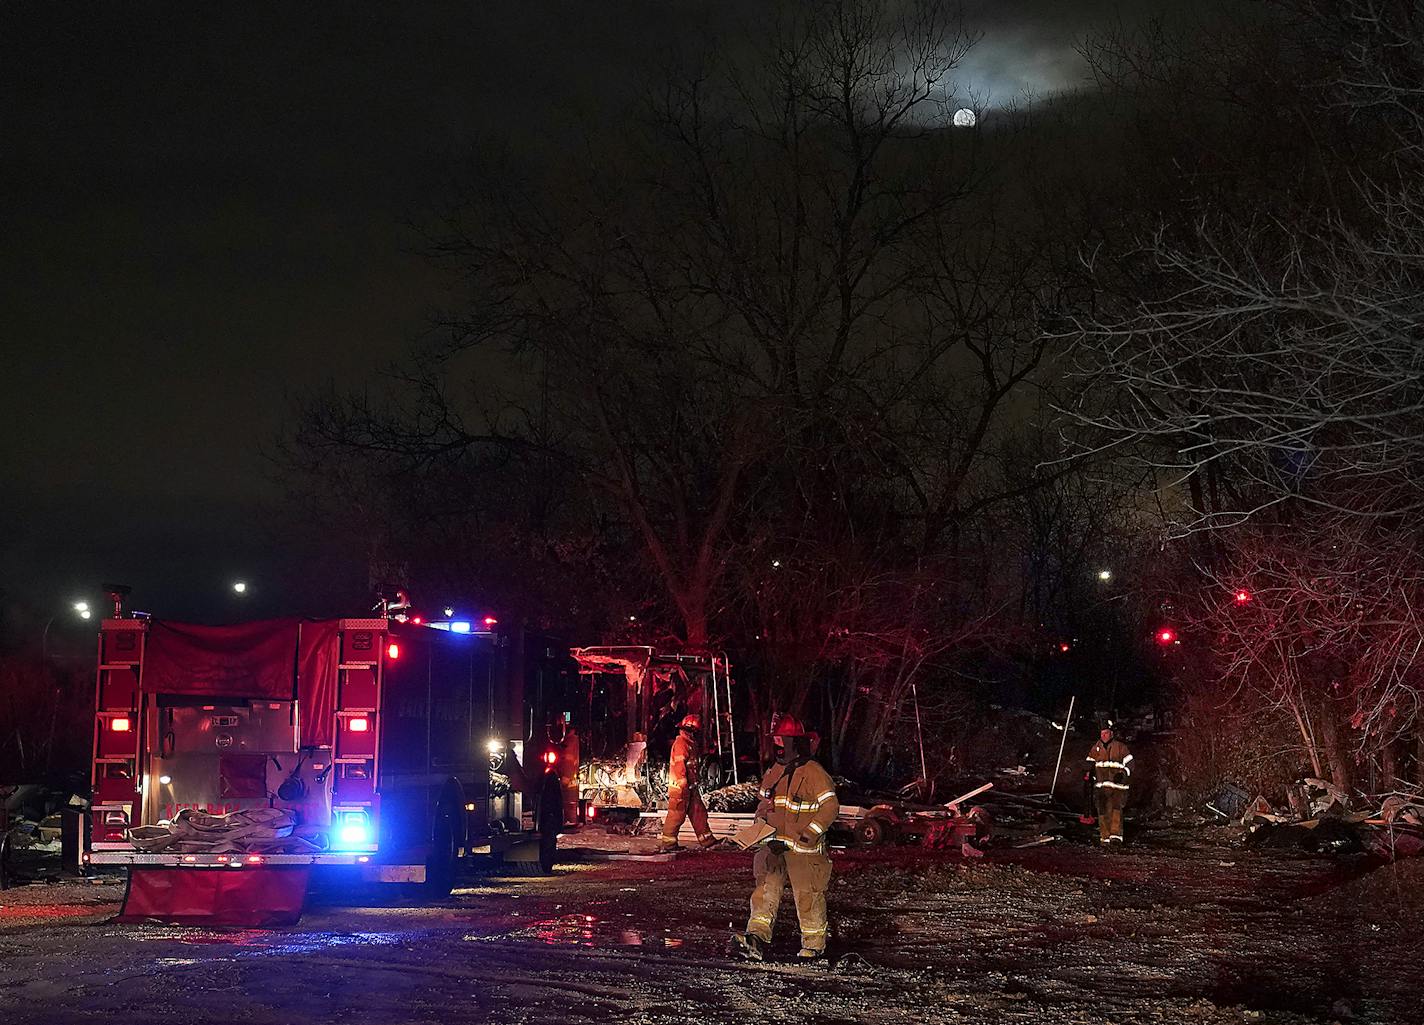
[465,913,694,953]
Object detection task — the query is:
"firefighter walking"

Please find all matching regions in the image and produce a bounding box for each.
[1086,724,1133,844]
[735,716,838,962]
[658,714,717,851]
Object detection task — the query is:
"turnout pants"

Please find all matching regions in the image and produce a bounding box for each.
[661,785,711,845]
[746,846,832,952]
[1098,787,1126,842]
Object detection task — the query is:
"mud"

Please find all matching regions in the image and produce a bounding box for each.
[0,828,1418,1025]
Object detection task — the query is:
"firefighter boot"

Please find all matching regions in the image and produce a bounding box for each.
[733,932,766,962]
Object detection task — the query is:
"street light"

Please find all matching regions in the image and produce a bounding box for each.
[232,581,248,595]
[1097,569,1113,582]
[42,601,93,660]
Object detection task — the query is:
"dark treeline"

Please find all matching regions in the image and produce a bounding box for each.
[278,0,1424,796]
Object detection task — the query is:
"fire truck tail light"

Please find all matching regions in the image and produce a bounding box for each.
[349,717,369,733]
[110,717,132,732]
[543,750,558,767]
[386,642,400,660]
[337,811,371,847]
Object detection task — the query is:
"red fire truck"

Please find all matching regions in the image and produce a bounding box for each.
[86,604,565,919]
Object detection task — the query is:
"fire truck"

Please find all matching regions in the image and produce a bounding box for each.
[86,600,565,920]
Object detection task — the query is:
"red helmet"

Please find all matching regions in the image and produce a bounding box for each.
[678,713,701,730]
[771,715,810,738]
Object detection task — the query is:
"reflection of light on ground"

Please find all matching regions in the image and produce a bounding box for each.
[108,926,403,957]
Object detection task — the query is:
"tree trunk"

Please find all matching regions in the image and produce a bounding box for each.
[1316,704,1352,791]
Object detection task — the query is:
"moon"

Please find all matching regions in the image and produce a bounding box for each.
[953,108,977,127]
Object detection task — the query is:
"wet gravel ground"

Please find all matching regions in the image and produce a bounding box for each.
[1,824,1420,1025]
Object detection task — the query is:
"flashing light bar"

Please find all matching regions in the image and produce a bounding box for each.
[449,621,472,634]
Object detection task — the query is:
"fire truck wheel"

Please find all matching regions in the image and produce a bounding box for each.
[536,780,561,873]
[421,813,458,898]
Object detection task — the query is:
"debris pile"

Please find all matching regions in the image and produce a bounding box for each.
[2,784,88,886]
[704,780,761,813]
[1214,778,1424,860]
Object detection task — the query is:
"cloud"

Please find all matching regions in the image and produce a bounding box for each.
[954,0,1192,105]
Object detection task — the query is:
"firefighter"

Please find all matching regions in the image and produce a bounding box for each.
[1086,724,1133,844]
[658,714,717,851]
[557,724,581,825]
[734,715,838,962]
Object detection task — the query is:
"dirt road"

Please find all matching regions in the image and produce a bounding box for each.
[1,830,1418,1025]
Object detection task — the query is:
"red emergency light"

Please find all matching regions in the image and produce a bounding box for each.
[245,854,264,864]
[542,750,558,767]
[587,805,597,820]
[1058,642,1071,653]
[386,642,400,660]
[349,717,370,733]
[483,616,498,628]
[1156,627,1177,645]
[411,616,423,625]
[110,717,132,732]
[1234,589,1252,605]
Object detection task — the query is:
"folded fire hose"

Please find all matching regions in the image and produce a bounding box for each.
[128,807,327,855]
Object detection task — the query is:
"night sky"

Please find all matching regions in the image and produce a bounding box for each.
[1,1,1182,624]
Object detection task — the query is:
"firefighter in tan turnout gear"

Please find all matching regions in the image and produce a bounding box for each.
[1086,724,1133,844]
[734,716,838,962]
[658,714,717,851]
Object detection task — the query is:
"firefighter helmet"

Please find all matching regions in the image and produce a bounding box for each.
[678,713,701,731]
[771,715,810,738]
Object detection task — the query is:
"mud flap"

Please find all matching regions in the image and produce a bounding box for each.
[116,866,311,926]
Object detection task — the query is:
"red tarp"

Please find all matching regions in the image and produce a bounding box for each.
[144,619,301,699]
[296,619,341,748]
[142,618,342,748]
[117,866,311,926]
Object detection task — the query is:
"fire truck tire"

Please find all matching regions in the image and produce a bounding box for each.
[508,779,562,875]
[420,813,458,898]
[535,779,561,873]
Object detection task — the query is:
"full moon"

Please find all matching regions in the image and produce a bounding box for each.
[953,108,977,127]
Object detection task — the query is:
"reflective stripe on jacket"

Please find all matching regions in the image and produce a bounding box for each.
[755,759,839,853]
[1086,739,1133,790]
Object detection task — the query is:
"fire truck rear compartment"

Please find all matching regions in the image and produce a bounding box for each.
[142,699,330,829]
